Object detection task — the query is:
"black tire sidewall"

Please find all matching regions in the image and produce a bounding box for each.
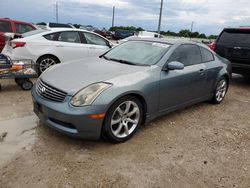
[103,96,143,143]
[21,80,33,90]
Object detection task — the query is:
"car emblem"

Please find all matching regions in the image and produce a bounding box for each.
[41,87,46,93]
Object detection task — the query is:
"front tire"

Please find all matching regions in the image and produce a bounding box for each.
[211,77,228,104]
[103,96,143,143]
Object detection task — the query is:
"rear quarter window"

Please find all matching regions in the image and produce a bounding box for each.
[0,21,12,32]
[200,47,214,62]
[218,30,250,44]
[44,32,58,41]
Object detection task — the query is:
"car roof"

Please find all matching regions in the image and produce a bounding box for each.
[46,28,91,32]
[224,27,250,31]
[0,18,34,25]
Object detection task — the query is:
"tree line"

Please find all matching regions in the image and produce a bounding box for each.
[109,26,217,39]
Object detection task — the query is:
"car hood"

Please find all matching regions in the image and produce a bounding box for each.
[40,57,151,95]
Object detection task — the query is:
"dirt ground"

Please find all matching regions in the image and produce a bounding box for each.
[0,75,250,188]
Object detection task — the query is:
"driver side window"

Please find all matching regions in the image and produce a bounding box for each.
[168,44,202,66]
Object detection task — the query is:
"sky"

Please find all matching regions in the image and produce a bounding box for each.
[1,0,250,35]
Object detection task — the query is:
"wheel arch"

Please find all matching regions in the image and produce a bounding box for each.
[36,54,61,64]
[105,92,148,122]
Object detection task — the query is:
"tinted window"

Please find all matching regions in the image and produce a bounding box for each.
[58,31,81,43]
[105,41,171,65]
[15,23,35,34]
[200,47,214,62]
[168,44,202,66]
[84,32,107,46]
[0,21,12,32]
[218,30,250,44]
[44,32,58,41]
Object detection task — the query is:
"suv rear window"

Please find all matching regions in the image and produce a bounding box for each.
[0,21,12,32]
[218,29,250,44]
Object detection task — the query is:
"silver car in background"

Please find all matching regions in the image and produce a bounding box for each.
[32,38,231,143]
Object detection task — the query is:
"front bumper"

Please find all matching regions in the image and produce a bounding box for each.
[232,62,250,75]
[31,87,106,140]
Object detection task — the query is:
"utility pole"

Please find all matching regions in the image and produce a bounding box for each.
[112,6,115,28]
[191,21,194,33]
[56,1,59,23]
[158,0,164,35]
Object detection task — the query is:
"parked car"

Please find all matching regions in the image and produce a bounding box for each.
[36,22,75,29]
[0,18,36,52]
[2,28,113,74]
[79,25,97,32]
[119,31,164,43]
[32,38,231,143]
[113,30,135,40]
[209,27,250,77]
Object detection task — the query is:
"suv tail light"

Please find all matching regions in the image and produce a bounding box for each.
[208,42,216,51]
[11,41,26,49]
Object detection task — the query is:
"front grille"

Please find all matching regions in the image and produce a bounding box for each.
[36,79,67,102]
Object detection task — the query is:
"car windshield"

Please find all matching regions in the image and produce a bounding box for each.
[104,41,171,65]
[22,29,48,37]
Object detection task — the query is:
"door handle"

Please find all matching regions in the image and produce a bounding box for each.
[199,69,205,72]
[56,45,64,47]
[89,47,96,49]
[199,69,205,75]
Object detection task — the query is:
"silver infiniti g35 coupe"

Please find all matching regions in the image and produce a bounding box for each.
[32,38,232,143]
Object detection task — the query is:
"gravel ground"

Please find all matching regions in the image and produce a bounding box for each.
[0,75,250,188]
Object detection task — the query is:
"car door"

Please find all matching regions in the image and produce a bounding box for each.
[159,44,207,111]
[81,32,110,57]
[53,31,89,62]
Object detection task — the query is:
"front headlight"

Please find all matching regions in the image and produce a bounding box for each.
[70,82,112,107]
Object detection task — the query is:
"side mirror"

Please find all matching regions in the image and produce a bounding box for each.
[164,61,184,71]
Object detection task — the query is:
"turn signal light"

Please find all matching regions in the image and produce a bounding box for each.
[90,114,106,119]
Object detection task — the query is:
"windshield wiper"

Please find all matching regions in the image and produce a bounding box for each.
[100,55,149,66]
[101,55,111,61]
[109,58,149,66]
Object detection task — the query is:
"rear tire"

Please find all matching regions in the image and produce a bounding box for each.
[15,78,24,85]
[211,77,228,104]
[21,79,33,90]
[37,55,59,75]
[102,96,143,143]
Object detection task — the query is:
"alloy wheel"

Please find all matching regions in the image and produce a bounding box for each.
[110,101,140,138]
[215,79,227,102]
[39,58,56,73]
